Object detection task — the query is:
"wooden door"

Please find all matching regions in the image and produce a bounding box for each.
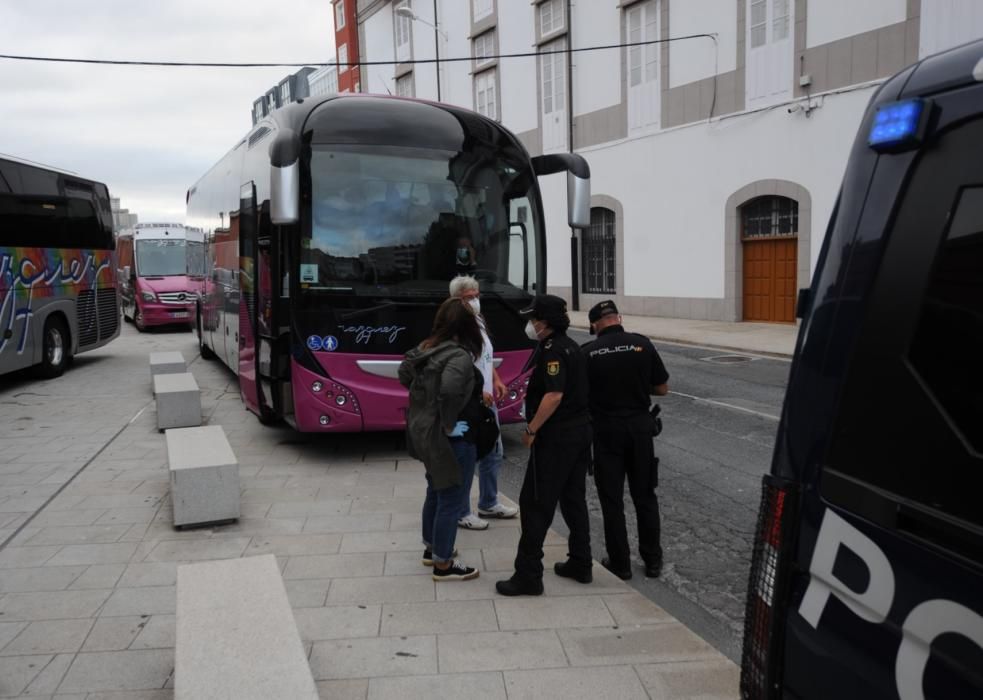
[743,238,796,322]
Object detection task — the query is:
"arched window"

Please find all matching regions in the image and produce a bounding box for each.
[741,196,798,238]
[582,207,616,294]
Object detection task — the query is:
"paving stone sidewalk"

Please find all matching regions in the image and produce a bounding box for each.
[0,325,739,699]
[567,310,798,357]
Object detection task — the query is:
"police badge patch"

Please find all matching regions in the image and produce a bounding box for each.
[546,360,560,376]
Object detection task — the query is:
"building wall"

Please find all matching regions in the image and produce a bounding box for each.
[355,0,983,321]
[334,0,362,92]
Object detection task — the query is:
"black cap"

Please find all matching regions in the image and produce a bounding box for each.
[588,300,619,324]
[519,294,568,325]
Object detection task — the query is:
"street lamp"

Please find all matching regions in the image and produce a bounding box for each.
[395,4,447,101]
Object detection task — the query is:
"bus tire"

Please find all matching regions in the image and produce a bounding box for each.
[134,304,147,333]
[197,312,216,360]
[258,405,279,425]
[36,315,71,379]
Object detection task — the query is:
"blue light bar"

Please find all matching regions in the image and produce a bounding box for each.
[868,99,927,151]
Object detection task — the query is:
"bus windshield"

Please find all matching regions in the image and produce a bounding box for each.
[301,145,541,298]
[136,239,188,277]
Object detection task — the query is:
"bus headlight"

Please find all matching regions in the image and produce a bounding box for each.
[335,395,347,406]
[311,381,323,393]
[141,291,157,302]
[319,415,330,426]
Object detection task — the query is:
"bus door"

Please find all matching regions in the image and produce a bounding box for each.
[255,204,291,421]
[237,182,267,418]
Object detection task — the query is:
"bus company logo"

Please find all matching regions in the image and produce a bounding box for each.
[306,335,324,351]
[0,250,112,355]
[322,336,339,352]
[339,325,407,345]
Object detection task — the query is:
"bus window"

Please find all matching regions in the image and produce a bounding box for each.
[303,146,541,296]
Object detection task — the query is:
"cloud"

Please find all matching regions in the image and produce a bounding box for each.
[0,0,335,222]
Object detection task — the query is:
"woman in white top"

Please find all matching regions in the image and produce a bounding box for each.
[449,275,520,529]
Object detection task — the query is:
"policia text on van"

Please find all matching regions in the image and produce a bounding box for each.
[740,40,983,700]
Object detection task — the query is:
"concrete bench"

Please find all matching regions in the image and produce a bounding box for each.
[154,373,201,431]
[176,555,318,700]
[150,351,186,390]
[166,426,239,528]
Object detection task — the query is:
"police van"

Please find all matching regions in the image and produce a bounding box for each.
[740,40,983,699]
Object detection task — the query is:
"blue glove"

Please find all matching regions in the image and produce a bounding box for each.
[446,420,470,437]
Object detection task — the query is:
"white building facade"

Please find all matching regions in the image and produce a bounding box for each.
[354,0,983,322]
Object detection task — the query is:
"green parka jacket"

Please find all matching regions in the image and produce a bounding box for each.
[398,341,476,490]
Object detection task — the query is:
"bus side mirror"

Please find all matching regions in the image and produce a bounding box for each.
[567,172,590,229]
[531,153,591,230]
[270,128,301,225]
[270,162,299,225]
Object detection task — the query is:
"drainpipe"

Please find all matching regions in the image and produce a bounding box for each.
[433,0,441,101]
[567,0,579,311]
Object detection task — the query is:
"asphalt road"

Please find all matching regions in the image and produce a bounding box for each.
[496,330,792,662]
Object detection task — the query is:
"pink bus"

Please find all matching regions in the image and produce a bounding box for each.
[117,223,204,331]
[187,94,590,431]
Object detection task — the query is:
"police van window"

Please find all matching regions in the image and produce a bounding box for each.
[908,186,983,453]
[822,118,983,549]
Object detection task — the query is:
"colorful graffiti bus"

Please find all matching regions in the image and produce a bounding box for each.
[116,223,205,331]
[188,94,589,431]
[0,156,119,378]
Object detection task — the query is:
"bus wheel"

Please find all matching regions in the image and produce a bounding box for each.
[134,305,147,333]
[197,313,216,360]
[37,316,70,379]
[258,405,279,425]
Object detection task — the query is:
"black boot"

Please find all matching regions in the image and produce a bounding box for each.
[644,559,663,578]
[601,558,633,581]
[553,560,592,584]
[495,574,544,596]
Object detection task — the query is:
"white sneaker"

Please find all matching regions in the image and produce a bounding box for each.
[478,503,519,519]
[457,513,489,530]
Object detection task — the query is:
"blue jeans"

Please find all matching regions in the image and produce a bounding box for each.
[477,435,504,511]
[423,440,476,563]
[459,406,504,517]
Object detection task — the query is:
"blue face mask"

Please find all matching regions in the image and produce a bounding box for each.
[457,247,469,262]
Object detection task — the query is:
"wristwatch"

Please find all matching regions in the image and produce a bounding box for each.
[525,426,536,436]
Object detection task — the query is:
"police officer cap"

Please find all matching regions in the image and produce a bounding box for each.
[519,294,568,324]
[588,300,619,324]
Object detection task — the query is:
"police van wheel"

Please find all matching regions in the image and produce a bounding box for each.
[37,316,70,379]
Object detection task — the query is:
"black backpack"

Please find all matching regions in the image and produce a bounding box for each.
[461,367,500,460]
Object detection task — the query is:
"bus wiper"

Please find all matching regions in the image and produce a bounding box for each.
[340,299,440,321]
[477,289,524,320]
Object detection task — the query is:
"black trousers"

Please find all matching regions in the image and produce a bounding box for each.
[593,413,662,569]
[513,423,592,581]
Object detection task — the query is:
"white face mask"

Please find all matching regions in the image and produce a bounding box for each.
[525,320,540,341]
[466,298,480,314]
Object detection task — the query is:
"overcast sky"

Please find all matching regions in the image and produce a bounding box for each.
[1,1,335,222]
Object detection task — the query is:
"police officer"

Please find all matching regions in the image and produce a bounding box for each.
[496,294,593,596]
[581,300,669,579]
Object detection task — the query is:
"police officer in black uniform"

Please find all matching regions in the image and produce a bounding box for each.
[581,300,669,580]
[496,294,593,596]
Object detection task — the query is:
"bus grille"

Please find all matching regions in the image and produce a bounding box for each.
[158,291,191,305]
[97,289,118,339]
[76,290,99,347]
[740,475,798,700]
